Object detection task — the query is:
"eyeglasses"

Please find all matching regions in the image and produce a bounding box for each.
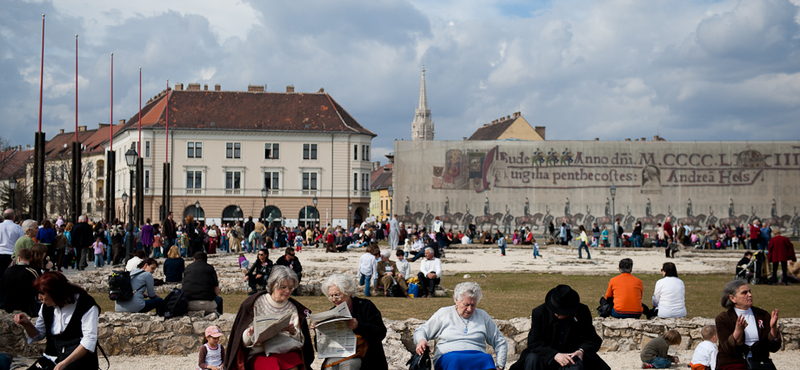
[288,253,296,256]
[258,253,266,256]
[328,293,343,300]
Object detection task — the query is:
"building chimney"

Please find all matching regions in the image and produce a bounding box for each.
[514,111,521,118]
[187,83,201,91]
[507,115,511,120]
[175,83,184,91]
[248,85,265,92]
[203,84,208,91]
[641,137,646,141]
[98,123,109,129]
[59,129,65,134]
[625,138,631,141]
[286,85,295,93]
[463,137,468,141]
[372,161,380,171]
[654,135,660,141]
[534,126,546,140]
[78,126,87,132]
[215,84,221,91]
[595,138,599,141]
[119,119,125,125]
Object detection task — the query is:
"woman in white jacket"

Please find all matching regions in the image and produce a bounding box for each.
[652,262,687,318]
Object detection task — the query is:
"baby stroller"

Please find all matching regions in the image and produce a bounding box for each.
[737,250,769,285]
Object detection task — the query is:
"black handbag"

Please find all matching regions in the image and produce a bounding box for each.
[407,347,431,370]
[26,357,55,370]
[560,357,585,370]
[597,297,613,318]
[746,357,777,370]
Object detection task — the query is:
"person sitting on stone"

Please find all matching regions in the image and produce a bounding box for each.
[162,246,185,283]
[115,258,162,313]
[183,252,223,314]
[417,247,442,298]
[12,219,38,260]
[1,248,40,316]
[510,285,610,370]
[377,249,407,296]
[276,247,302,294]
[605,258,644,319]
[244,249,273,295]
[415,282,507,370]
[395,249,411,284]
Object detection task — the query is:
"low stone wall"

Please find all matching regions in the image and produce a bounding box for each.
[2,310,797,366]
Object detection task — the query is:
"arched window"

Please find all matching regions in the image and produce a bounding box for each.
[298,206,319,227]
[184,205,205,221]
[222,205,244,222]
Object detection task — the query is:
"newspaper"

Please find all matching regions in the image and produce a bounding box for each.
[252,312,293,346]
[310,304,357,359]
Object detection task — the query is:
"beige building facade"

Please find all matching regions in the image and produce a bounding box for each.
[108,85,374,228]
[393,140,800,237]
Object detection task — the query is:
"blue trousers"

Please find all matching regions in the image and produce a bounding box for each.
[578,242,591,259]
[359,273,372,296]
[139,297,164,313]
[611,308,641,319]
[645,356,672,368]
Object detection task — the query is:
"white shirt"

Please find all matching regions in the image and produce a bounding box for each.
[652,276,687,318]
[411,239,424,252]
[690,340,717,370]
[734,307,759,350]
[461,235,470,244]
[420,257,442,278]
[0,219,24,255]
[414,306,507,368]
[396,258,410,280]
[29,294,99,362]
[358,253,377,280]
[433,220,444,233]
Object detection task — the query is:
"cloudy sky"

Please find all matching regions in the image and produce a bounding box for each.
[2,0,800,160]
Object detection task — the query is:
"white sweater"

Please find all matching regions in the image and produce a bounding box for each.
[414,306,507,368]
[652,276,687,318]
[358,253,377,281]
[420,258,442,278]
[690,340,717,370]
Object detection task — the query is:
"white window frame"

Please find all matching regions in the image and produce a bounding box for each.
[184,166,206,195]
[353,144,358,160]
[361,145,370,161]
[145,141,151,158]
[261,167,284,196]
[226,142,241,159]
[144,168,151,194]
[264,143,280,160]
[303,143,318,160]
[299,167,321,195]
[224,166,245,195]
[187,141,203,159]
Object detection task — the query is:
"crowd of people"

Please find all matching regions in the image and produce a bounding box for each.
[0,207,795,370]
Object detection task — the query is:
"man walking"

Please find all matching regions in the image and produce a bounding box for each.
[71,215,94,270]
[388,215,399,250]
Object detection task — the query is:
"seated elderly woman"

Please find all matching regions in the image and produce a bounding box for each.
[715,279,781,370]
[415,282,507,370]
[224,266,314,370]
[14,271,100,369]
[316,273,388,370]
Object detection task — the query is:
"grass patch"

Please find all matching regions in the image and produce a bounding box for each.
[91,272,799,320]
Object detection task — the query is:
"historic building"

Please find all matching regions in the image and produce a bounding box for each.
[369,159,393,221]
[106,83,375,227]
[393,139,800,238]
[468,112,545,141]
[410,67,434,141]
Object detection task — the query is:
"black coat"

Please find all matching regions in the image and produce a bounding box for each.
[182,259,218,301]
[224,292,314,370]
[71,222,94,250]
[340,296,388,370]
[510,303,609,370]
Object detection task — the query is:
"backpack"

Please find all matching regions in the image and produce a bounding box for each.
[108,270,144,301]
[386,282,405,298]
[157,288,189,318]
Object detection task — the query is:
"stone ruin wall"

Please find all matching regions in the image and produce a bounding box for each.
[2,310,798,368]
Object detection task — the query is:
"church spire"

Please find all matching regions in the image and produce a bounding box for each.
[418,66,428,111]
[412,66,434,141]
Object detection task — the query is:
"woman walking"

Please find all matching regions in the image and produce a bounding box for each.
[577,225,591,259]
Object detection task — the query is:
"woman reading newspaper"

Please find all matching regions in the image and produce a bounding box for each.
[311,273,387,370]
[225,266,314,370]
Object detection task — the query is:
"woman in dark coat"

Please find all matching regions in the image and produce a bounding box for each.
[225,266,314,370]
[317,273,387,370]
[715,280,781,370]
[184,215,197,256]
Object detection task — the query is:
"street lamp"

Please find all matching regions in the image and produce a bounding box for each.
[121,191,128,224]
[8,177,17,212]
[195,200,200,222]
[125,146,138,261]
[610,184,617,248]
[387,186,393,220]
[236,205,242,226]
[348,203,353,231]
[312,195,318,227]
[261,186,268,223]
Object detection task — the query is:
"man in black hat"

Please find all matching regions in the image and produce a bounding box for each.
[510,285,609,370]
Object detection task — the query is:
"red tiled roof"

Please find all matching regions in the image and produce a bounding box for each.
[468,117,516,140]
[370,165,392,190]
[0,149,34,179]
[121,89,375,136]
